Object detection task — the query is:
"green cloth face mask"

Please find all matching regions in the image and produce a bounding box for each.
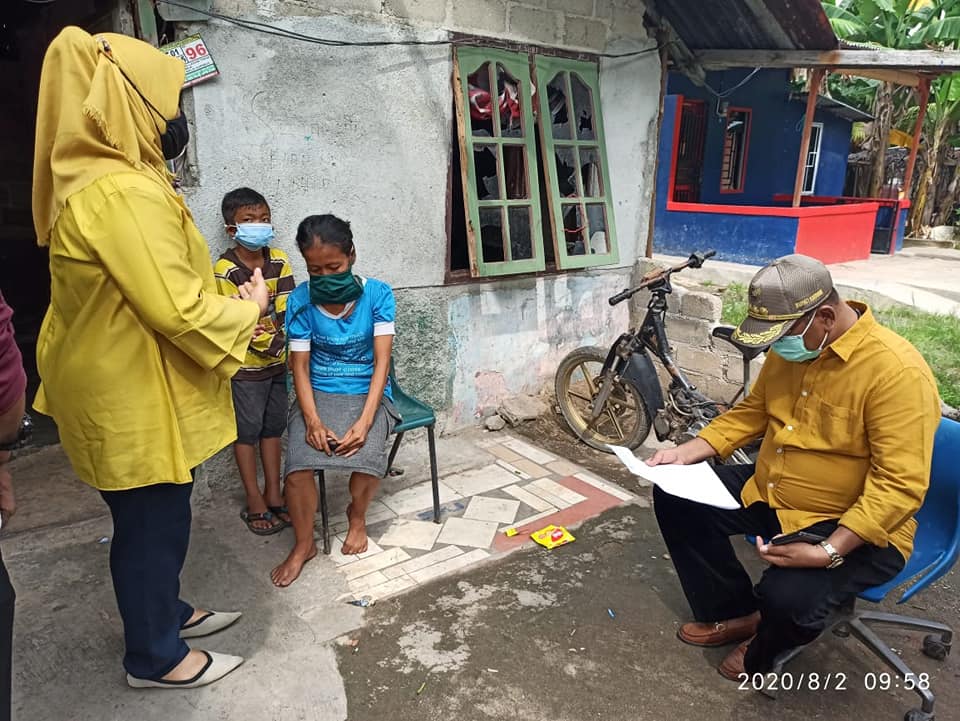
[309,269,363,305]
[771,313,827,362]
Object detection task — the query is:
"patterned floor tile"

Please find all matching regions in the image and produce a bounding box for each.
[547,459,583,477]
[342,547,412,581]
[495,459,533,481]
[408,548,490,584]
[377,519,443,551]
[463,495,521,524]
[382,546,464,579]
[442,464,519,497]
[380,480,461,516]
[485,444,524,463]
[508,457,551,479]
[356,573,417,601]
[436,516,499,548]
[501,483,557,513]
[501,437,556,465]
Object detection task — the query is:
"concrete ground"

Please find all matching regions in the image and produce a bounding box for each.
[4,414,959,721]
[655,246,960,316]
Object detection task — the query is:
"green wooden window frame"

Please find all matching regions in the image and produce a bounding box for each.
[534,55,619,270]
[453,49,619,277]
[454,47,545,277]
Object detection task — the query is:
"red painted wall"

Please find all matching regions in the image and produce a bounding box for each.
[794,204,877,264]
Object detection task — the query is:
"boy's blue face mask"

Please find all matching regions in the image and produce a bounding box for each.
[231,223,275,251]
[771,312,828,362]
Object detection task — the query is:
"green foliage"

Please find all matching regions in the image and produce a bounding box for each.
[720,283,960,406]
[874,305,960,407]
[720,283,749,325]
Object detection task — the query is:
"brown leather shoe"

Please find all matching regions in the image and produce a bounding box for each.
[718,638,753,681]
[677,611,760,647]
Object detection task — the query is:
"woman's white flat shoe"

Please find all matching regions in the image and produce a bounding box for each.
[179,610,242,639]
[126,651,244,689]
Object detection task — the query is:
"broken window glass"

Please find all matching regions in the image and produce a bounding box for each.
[579,146,603,198]
[503,145,528,199]
[474,144,500,200]
[585,203,608,255]
[547,73,571,140]
[555,146,579,197]
[497,64,523,138]
[468,63,495,138]
[562,203,586,255]
[479,206,505,263]
[508,206,533,260]
[571,73,595,141]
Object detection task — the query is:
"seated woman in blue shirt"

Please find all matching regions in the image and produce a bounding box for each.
[273,214,398,587]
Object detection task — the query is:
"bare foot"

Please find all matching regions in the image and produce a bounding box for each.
[184,608,210,626]
[270,543,318,587]
[341,504,368,555]
[161,649,210,682]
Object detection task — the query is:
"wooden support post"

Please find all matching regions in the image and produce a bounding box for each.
[645,33,671,259]
[792,68,825,207]
[903,77,931,199]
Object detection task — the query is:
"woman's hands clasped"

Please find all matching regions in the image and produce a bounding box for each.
[336,418,373,458]
[305,415,338,456]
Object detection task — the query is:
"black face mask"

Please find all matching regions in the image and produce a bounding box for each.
[160,113,189,160]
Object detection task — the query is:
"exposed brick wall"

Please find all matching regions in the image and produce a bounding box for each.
[214,0,651,52]
[632,263,765,405]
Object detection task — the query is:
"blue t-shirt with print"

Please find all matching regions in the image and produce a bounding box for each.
[285,277,395,399]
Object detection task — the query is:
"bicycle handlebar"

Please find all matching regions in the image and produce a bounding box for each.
[608,250,716,306]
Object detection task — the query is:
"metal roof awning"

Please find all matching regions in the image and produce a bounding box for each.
[792,92,874,122]
[650,0,837,51]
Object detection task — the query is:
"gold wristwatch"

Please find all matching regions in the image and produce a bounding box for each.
[819,541,845,569]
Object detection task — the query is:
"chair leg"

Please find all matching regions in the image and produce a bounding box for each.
[427,424,440,524]
[847,617,937,715]
[386,432,405,474]
[316,470,330,556]
[857,611,953,645]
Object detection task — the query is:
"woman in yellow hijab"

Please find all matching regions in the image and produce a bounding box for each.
[32,27,267,689]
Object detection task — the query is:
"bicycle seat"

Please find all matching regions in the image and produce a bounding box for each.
[711,326,766,361]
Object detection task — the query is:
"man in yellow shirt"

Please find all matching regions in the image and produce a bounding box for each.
[647,254,941,681]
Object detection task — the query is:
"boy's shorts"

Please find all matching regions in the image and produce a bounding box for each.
[232,374,288,445]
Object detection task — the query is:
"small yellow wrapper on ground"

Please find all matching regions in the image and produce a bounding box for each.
[531,524,575,549]
[504,528,519,537]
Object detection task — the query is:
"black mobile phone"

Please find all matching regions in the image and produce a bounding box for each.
[771,530,828,546]
[327,439,339,450]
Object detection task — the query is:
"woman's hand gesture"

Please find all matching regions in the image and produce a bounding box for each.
[305,415,338,456]
[336,417,373,458]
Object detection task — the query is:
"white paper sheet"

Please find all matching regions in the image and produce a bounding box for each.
[607,445,741,510]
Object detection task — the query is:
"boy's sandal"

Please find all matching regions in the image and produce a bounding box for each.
[240,510,283,536]
[268,505,292,527]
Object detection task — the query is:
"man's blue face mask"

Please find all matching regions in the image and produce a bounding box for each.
[771,312,828,362]
[230,223,275,251]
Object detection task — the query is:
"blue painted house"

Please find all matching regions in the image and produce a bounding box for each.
[654,68,906,265]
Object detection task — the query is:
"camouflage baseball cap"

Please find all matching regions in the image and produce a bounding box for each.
[731,254,834,348]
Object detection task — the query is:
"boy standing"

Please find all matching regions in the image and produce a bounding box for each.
[215,188,295,535]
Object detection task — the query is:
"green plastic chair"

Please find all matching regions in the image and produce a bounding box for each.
[315,359,440,555]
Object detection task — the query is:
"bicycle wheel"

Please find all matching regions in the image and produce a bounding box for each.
[555,346,650,452]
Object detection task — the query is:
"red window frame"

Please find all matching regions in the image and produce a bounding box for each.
[719,106,751,194]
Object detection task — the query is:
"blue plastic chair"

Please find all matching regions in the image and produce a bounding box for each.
[771,417,959,721]
[315,359,440,555]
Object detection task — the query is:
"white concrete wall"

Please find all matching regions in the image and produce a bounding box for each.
[181,1,660,427]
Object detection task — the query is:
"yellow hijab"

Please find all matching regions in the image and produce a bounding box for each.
[32,27,185,246]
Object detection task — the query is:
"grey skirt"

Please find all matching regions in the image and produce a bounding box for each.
[285,391,400,478]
